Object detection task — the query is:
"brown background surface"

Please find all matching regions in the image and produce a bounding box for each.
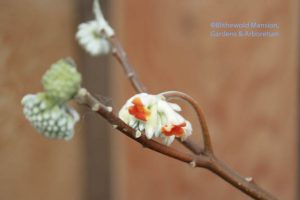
[111,0,298,200]
[0,0,86,200]
[0,0,298,200]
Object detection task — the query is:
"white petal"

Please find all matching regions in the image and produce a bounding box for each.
[138,123,145,131]
[163,135,175,146]
[154,115,162,137]
[181,121,192,141]
[146,105,160,137]
[129,118,136,127]
[168,102,181,112]
[145,124,155,139]
[118,107,130,123]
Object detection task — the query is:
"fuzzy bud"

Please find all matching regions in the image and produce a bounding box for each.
[42,59,82,104]
[21,93,79,140]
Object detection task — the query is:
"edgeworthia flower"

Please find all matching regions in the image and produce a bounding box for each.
[119,93,192,145]
[21,58,82,140]
[76,0,115,56]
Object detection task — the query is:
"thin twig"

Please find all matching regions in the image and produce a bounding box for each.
[207,155,277,200]
[109,37,146,93]
[178,138,203,155]
[75,88,278,200]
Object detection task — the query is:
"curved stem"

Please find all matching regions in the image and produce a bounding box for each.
[160,91,213,154]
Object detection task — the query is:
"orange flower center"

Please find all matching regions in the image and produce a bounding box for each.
[128,97,150,121]
[161,122,186,137]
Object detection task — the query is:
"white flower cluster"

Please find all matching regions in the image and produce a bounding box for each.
[22,93,79,140]
[76,0,114,56]
[119,93,192,145]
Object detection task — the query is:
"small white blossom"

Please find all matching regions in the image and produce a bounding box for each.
[76,0,114,56]
[119,93,192,145]
[21,93,79,140]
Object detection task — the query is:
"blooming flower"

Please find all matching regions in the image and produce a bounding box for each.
[119,93,192,145]
[76,0,114,56]
[21,93,79,140]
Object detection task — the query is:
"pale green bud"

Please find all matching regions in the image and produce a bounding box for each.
[42,59,82,104]
[21,93,79,140]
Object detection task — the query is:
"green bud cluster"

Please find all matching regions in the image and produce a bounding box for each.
[22,58,82,140]
[42,59,82,104]
[22,93,79,140]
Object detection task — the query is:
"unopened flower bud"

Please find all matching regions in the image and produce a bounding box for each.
[21,93,79,140]
[76,0,114,56]
[42,59,82,104]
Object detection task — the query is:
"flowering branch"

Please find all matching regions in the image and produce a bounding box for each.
[106,20,278,200]
[21,1,279,199]
[75,88,277,200]
[75,88,209,166]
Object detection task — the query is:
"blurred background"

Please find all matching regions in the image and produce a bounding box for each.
[0,0,298,199]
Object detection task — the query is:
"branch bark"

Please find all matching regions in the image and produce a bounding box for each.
[109,37,146,93]
[75,88,278,200]
[207,155,277,200]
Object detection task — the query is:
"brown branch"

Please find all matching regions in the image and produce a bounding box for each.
[160,91,213,154]
[109,37,146,93]
[178,138,203,155]
[206,155,277,200]
[75,88,278,200]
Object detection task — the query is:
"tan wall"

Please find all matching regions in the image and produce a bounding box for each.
[111,0,298,199]
[0,0,297,199]
[0,1,86,199]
